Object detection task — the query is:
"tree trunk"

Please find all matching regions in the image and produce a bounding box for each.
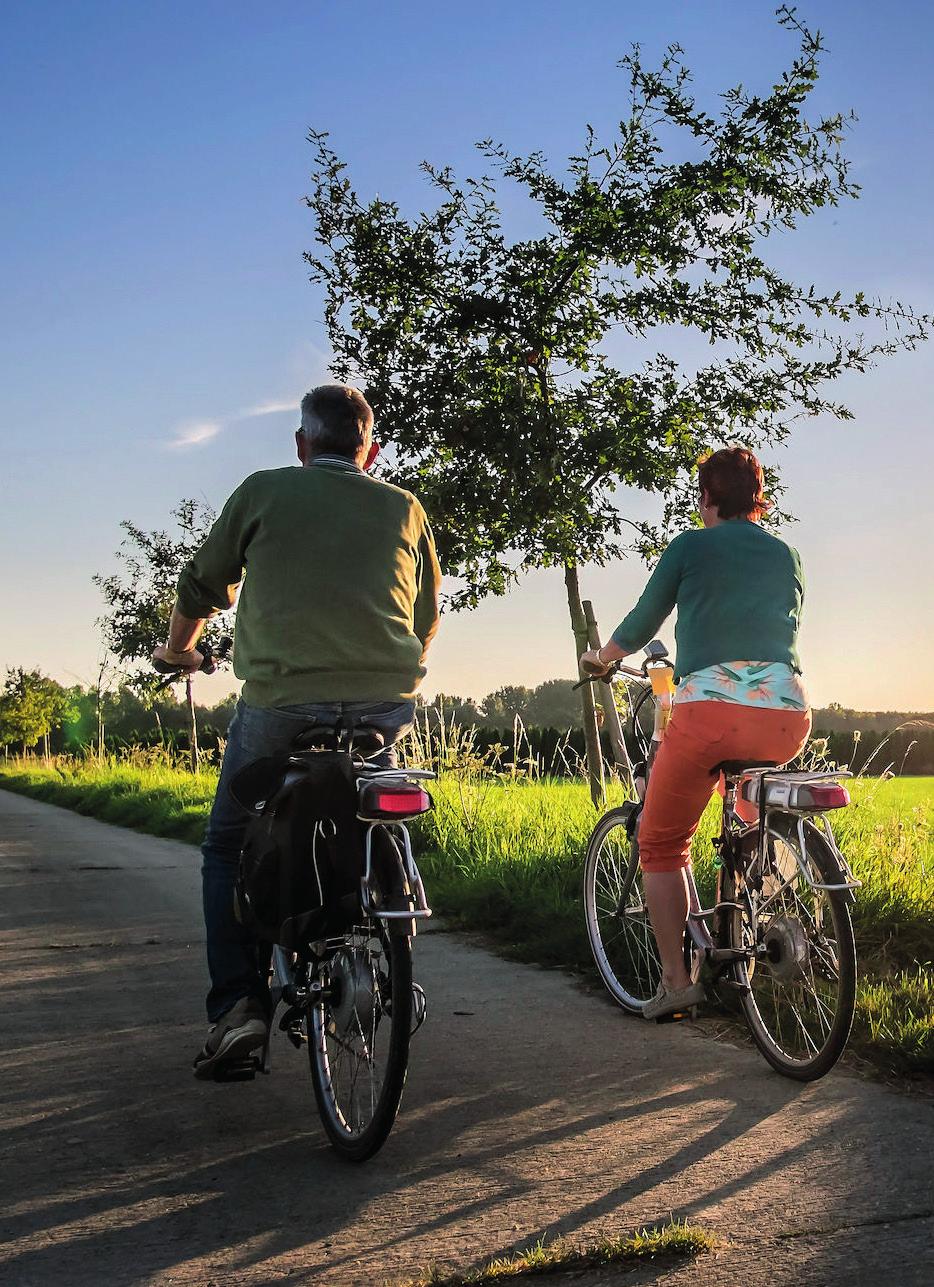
[582,598,635,794]
[154,708,164,746]
[564,563,605,806]
[42,731,50,765]
[186,676,200,773]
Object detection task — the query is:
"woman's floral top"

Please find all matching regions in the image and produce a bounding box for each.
[675,661,809,711]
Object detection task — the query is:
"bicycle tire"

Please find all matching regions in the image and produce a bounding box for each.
[583,807,663,1012]
[308,924,413,1161]
[729,816,856,1081]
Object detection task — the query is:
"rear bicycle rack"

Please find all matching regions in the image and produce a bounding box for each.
[360,822,432,926]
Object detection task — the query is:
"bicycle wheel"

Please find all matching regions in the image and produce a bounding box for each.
[583,807,662,1012]
[729,817,856,1081]
[308,920,413,1161]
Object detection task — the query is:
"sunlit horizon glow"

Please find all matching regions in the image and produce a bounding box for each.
[1,2,932,711]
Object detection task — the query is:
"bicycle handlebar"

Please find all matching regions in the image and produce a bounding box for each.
[573,641,673,691]
[152,635,233,690]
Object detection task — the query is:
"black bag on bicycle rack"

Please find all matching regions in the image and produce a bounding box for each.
[232,751,366,950]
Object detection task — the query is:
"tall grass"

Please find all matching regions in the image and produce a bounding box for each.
[1,750,931,1075]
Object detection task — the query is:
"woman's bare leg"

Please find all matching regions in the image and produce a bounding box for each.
[643,869,693,991]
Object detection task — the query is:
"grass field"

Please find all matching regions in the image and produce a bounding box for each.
[1,756,931,1077]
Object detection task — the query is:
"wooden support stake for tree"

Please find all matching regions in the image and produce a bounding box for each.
[583,599,635,795]
[185,676,200,774]
[565,564,605,806]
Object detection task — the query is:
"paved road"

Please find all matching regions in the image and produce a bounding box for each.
[1,791,932,1287]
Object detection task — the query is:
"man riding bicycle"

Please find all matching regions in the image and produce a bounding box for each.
[153,384,441,1077]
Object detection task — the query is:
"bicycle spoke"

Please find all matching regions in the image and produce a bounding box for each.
[315,927,400,1139]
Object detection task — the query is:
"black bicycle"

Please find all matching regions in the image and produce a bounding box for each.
[154,645,434,1159]
[257,723,434,1162]
[580,643,860,1081]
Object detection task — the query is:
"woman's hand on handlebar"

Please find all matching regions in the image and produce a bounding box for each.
[579,648,610,678]
[152,644,205,675]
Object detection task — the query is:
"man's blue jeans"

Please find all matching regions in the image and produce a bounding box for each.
[201,698,415,1022]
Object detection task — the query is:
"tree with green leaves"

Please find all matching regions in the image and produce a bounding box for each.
[0,669,76,759]
[482,685,534,726]
[305,7,929,798]
[94,499,234,771]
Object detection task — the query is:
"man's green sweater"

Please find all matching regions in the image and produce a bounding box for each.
[176,460,441,707]
[611,520,804,681]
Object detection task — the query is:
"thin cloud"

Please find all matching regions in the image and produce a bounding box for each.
[168,419,223,450]
[240,398,296,418]
[163,395,297,450]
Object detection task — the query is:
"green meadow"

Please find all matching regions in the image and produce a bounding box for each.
[1,758,930,1077]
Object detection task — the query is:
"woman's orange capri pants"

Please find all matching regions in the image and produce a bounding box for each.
[637,700,812,873]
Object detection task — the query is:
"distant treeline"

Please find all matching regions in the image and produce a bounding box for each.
[460,724,934,777]
[7,676,933,776]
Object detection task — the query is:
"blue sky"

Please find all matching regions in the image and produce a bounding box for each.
[2,1,932,709]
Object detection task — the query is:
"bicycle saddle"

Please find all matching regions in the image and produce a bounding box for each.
[711,759,781,777]
[291,724,386,755]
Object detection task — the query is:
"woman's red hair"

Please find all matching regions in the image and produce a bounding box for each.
[697,446,770,520]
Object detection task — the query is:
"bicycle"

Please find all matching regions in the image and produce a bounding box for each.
[579,642,860,1081]
[154,646,434,1160]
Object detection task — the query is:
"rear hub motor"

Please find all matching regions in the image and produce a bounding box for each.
[762,915,810,982]
[328,948,377,1038]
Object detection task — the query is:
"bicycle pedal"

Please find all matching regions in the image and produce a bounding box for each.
[209,1054,263,1082]
[654,1006,694,1024]
[278,1005,306,1034]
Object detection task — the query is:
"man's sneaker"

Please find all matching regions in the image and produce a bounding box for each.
[193,996,268,1079]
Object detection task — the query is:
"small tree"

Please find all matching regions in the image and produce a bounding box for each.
[94,500,234,771]
[0,669,76,760]
[306,8,929,799]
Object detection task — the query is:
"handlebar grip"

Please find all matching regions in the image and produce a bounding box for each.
[573,659,618,690]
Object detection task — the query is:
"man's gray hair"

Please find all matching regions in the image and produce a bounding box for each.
[300,384,374,459]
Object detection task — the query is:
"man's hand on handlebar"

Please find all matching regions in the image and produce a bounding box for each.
[153,644,205,674]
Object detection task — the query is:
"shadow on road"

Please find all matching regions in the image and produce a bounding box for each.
[2,793,932,1286]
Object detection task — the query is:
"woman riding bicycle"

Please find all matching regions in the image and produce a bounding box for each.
[580,447,811,1020]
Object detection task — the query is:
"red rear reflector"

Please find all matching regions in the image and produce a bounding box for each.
[802,784,850,809]
[373,790,430,814]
